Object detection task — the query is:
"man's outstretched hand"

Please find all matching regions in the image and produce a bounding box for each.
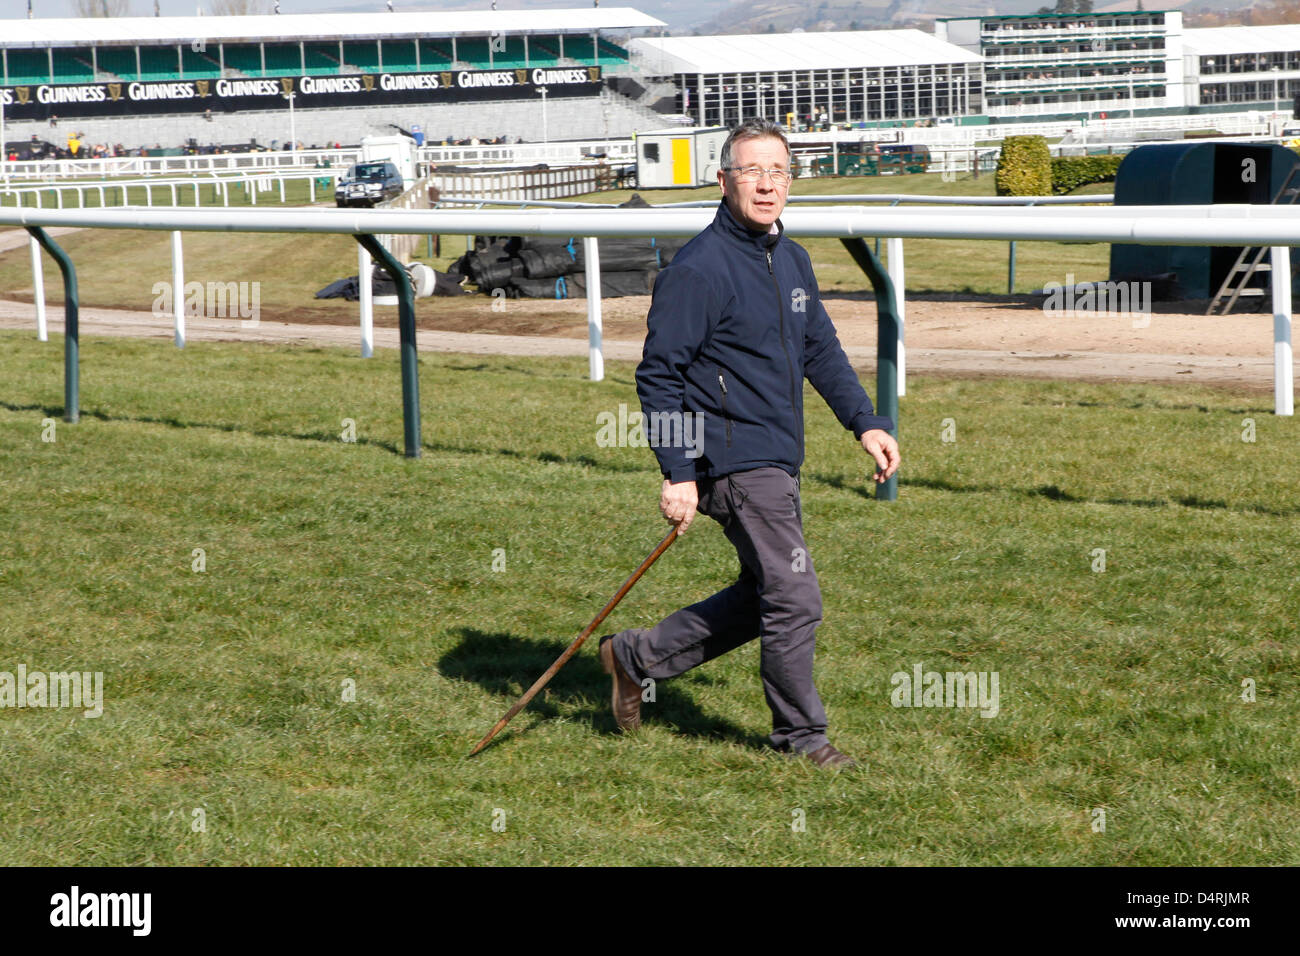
[660,478,698,534]
[861,429,900,484]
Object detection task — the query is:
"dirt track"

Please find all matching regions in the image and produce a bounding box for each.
[0,289,1285,392]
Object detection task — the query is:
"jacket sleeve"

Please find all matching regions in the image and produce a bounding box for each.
[801,261,895,437]
[636,264,716,482]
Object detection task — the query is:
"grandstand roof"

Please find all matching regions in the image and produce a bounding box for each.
[627,30,982,74]
[1183,24,1300,56]
[0,9,664,49]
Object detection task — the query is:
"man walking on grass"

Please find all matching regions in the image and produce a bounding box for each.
[599,118,900,769]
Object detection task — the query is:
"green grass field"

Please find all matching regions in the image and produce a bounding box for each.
[1,332,1296,865]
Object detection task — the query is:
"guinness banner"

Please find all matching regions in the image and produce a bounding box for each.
[0,65,602,121]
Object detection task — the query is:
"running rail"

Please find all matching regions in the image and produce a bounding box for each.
[3,203,1295,477]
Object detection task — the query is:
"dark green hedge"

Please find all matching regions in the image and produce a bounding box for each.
[995,135,1052,196]
[1051,154,1125,195]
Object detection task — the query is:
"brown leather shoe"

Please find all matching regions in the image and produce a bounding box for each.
[598,634,642,732]
[801,743,857,769]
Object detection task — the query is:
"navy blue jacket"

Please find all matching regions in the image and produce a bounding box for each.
[636,200,894,483]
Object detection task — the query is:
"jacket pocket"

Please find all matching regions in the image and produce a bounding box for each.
[717,371,733,448]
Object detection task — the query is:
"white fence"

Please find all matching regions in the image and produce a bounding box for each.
[0,169,343,209]
[2,202,1294,415]
[430,164,626,202]
[0,140,636,181]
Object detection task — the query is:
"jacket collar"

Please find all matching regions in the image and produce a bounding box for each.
[713,198,784,256]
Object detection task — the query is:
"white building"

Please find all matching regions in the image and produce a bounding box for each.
[1184,24,1300,114]
[627,30,984,129]
[935,10,1184,120]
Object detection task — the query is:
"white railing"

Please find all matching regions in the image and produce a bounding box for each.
[982,24,1166,40]
[988,76,1165,92]
[420,140,636,166]
[430,164,627,202]
[0,148,359,180]
[0,170,343,209]
[1,202,1294,413]
[985,50,1166,67]
[0,141,637,181]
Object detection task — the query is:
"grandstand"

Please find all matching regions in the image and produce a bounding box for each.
[3,8,1295,152]
[627,30,984,129]
[1185,24,1300,114]
[936,11,1185,120]
[0,10,668,148]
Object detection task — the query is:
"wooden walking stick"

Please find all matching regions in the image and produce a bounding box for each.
[467,524,680,757]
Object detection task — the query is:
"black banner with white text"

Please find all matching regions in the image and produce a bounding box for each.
[0,65,601,120]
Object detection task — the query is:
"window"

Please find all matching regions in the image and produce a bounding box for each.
[644,143,659,162]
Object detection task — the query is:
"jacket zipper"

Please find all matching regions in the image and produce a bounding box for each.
[718,371,732,447]
[767,248,802,454]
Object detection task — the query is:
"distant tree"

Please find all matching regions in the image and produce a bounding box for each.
[1257,0,1300,25]
[73,0,131,14]
[766,23,776,33]
[1039,0,1093,12]
[210,0,273,13]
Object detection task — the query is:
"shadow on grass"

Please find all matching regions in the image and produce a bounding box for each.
[0,399,407,455]
[441,628,766,754]
[922,476,1298,517]
[810,470,1299,517]
[0,399,651,473]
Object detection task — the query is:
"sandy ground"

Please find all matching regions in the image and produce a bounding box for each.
[0,242,1285,392]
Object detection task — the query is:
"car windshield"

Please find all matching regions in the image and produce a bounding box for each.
[351,163,391,181]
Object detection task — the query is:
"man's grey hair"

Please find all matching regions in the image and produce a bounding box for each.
[720,118,791,170]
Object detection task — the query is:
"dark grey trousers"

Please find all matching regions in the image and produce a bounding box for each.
[611,466,829,754]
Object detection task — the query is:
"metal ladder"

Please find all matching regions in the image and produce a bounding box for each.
[1206,165,1300,316]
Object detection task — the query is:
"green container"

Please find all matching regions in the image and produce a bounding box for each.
[1109,142,1300,300]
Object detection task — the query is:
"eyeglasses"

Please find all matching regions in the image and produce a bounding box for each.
[723,166,793,186]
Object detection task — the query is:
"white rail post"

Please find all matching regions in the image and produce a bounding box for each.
[172,230,186,348]
[886,237,906,397]
[583,236,603,382]
[1271,246,1293,416]
[30,236,46,342]
[358,242,374,359]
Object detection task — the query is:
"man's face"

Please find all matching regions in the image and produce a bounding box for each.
[718,135,791,233]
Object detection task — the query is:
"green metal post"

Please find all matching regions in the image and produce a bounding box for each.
[1007,240,1017,295]
[26,226,79,423]
[839,237,899,501]
[355,233,421,458]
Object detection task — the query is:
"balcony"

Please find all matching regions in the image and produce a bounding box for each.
[981,23,1166,42]
[983,49,1164,67]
